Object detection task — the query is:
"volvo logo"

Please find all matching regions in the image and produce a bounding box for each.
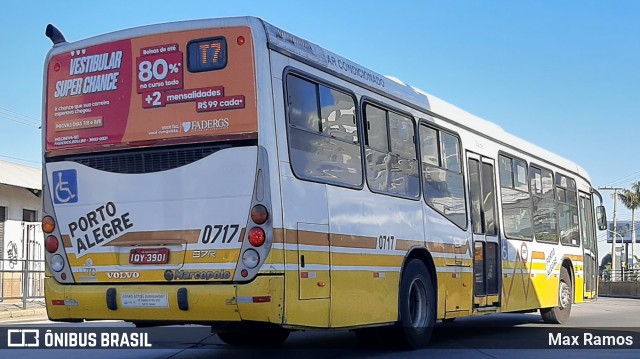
[106,271,140,279]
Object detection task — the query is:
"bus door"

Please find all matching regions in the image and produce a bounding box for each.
[467,153,501,308]
[579,193,598,300]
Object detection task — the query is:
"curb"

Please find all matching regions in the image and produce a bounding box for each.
[598,293,640,300]
[0,308,47,320]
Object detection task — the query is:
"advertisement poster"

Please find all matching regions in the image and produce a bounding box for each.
[46,27,257,153]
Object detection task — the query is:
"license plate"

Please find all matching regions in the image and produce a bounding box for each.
[129,248,170,265]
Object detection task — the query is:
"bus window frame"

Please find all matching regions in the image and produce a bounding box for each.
[498,151,534,241]
[418,119,468,230]
[578,191,597,253]
[556,172,581,248]
[529,163,559,244]
[361,97,421,201]
[283,68,364,190]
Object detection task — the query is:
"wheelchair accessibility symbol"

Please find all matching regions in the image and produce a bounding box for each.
[53,170,78,204]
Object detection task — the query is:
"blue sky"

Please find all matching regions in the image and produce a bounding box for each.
[1,1,639,257]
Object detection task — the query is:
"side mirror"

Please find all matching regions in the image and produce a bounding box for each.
[596,205,607,231]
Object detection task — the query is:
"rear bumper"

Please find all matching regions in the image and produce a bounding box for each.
[45,275,284,324]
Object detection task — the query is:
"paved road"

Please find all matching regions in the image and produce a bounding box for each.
[2,297,640,358]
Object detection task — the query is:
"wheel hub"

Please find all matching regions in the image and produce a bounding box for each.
[559,280,571,309]
[408,278,428,327]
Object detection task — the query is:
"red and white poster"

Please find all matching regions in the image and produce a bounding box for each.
[46,27,257,154]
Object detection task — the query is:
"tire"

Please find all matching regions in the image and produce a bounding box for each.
[541,266,572,324]
[216,326,290,346]
[390,259,436,349]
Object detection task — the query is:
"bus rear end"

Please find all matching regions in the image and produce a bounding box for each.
[42,18,283,328]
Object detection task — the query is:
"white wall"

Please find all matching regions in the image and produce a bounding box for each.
[0,183,43,266]
[0,183,41,221]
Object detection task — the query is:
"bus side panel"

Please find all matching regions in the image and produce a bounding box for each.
[280,169,331,328]
[268,51,330,328]
[236,276,285,324]
[573,260,585,304]
[501,241,584,312]
[327,185,420,327]
[501,239,543,312]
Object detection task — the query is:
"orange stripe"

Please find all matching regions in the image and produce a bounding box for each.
[296,230,329,246]
[565,254,584,262]
[531,251,545,260]
[426,241,470,255]
[62,229,202,247]
[331,233,376,249]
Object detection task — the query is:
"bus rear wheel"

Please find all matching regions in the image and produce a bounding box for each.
[541,266,572,324]
[391,259,436,349]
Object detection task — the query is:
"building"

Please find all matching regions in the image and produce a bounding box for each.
[0,160,43,299]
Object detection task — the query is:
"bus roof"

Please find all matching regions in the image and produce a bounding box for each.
[259,17,590,183]
[44,16,589,183]
[424,93,589,182]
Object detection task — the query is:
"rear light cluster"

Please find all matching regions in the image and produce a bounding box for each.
[241,204,270,276]
[42,215,65,272]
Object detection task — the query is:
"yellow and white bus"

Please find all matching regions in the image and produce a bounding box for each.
[41,16,607,348]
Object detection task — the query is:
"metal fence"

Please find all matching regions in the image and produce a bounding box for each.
[0,258,46,308]
[600,268,640,282]
[1,222,46,309]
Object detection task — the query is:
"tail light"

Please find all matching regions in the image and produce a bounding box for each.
[248,227,265,247]
[50,254,65,272]
[42,215,56,233]
[250,204,269,225]
[45,235,59,253]
[242,249,260,269]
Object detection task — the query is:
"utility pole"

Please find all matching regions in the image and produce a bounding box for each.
[599,186,624,281]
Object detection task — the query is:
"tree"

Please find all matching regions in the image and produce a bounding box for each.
[600,253,611,271]
[617,181,640,268]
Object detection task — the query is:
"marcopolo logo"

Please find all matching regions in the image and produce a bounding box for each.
[164,269,231,281]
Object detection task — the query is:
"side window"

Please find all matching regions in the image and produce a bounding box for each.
[530,166,558,243]
[420,124,467,228]
[499,154,532,240]
[557,174,579,246]
[469,159,483,234]
[481,162,498,236]
[364,104,419,198]
[441,133,461,173]
[287,75,320,132]
[320,86,358,143]
[469,158,498,236]
[286,74,362,187]
[365,105,388,152]
[420,126,438,166]
[579,195,596,252]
